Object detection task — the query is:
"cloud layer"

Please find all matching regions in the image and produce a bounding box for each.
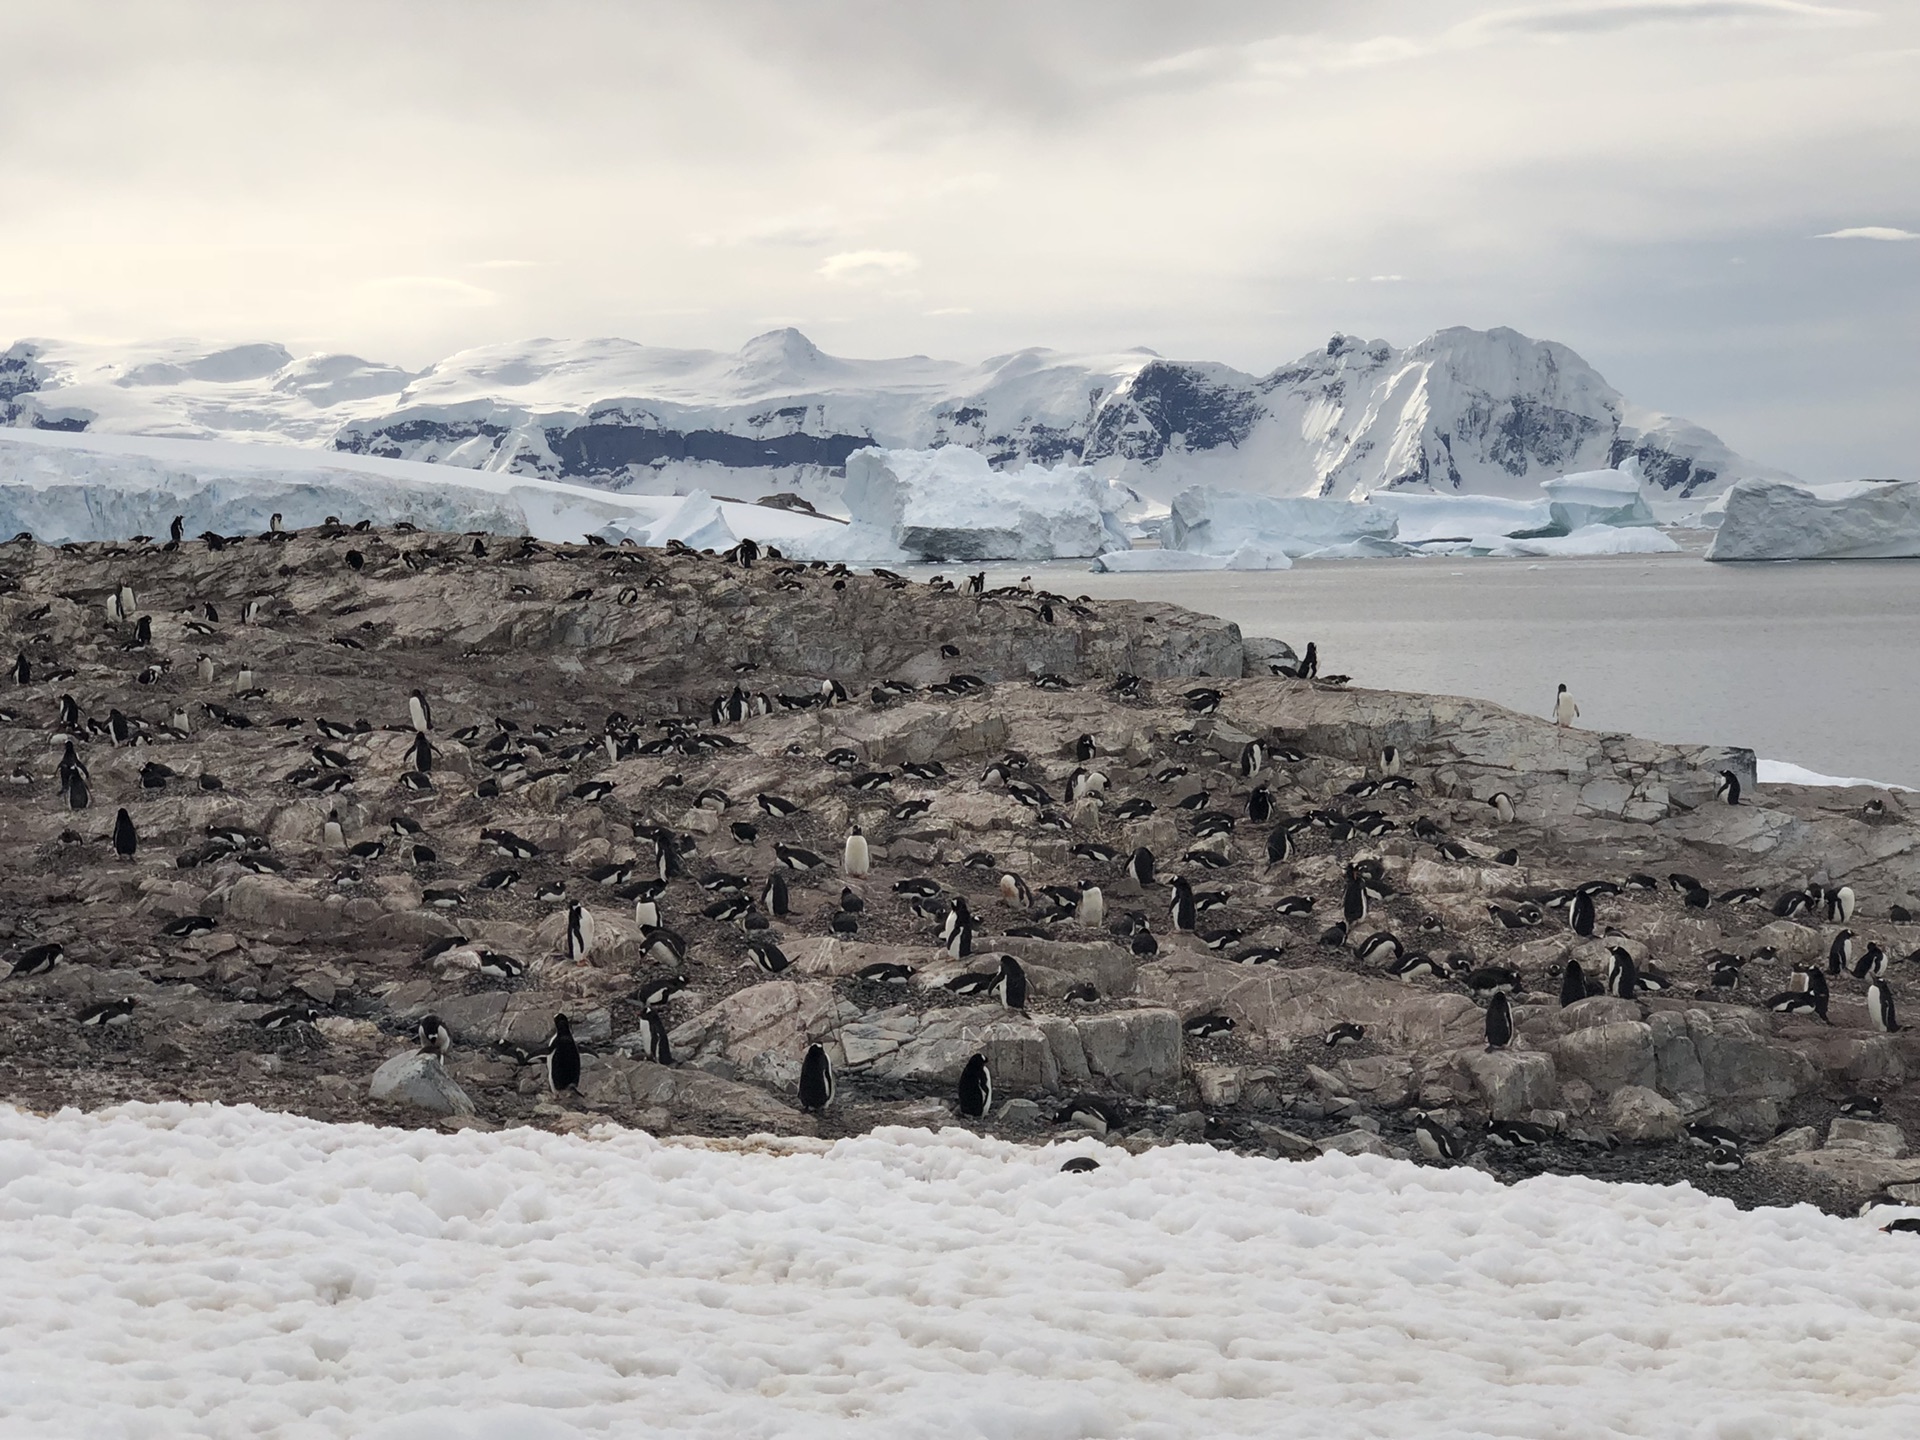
[0,0,1915,478]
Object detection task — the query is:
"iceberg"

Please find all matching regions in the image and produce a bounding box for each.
[1541,468,1656,531]
[1090,543,1293,573]
[840,446,1128,562]
[1159,487,1401,559]
[0,429,854,557]
[1484,524,1681,558]
[1368,492,1552,545]
[1707,478,1920,561]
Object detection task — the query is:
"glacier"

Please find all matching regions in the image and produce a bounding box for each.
[1707,477,1920,561]
[2,325,1788,509]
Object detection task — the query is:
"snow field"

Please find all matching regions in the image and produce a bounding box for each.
[3,1103,1920,1439]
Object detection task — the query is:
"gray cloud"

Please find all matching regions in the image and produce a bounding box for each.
[0,0,1915,478]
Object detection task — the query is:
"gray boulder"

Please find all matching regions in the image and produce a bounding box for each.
[370,1051,476,1117]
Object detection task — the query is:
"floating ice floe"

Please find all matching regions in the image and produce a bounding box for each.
[1541,468,1658,530]
[1757,759,1915,791]
[1707,477,1920,561]
[838,445,1130,563]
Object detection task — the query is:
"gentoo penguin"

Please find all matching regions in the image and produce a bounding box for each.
[957,1052,993,1119]
[1553,684,1579,728]
[1705,1145,1743,1173]
[565,903,598,964]
[63,769,90,812]
[1380,745,1402,777]
[1605,947,1639,1000]
[409,690,432,733]
[1485,992,1514,1051]
[1073,733,1096,762]
[843,826,871,877]
[416,1015,451,1057]
[1324,1022,1366,1047]
[1247,786,1273,824]
[1412,1113,1462,1163]
[745,939,791,974]
[633,889,661,929]
[1168,877,1197,932]
[111,808,138,861]
[1569,889,1596,938]
[1341,868,1369,925]
[406,733,433,773]
[1867,979,1900,1033]
[774,843,826,871]
[1060,1156,1100,1173]
[762,871,790,917]
[8,942,62,978]
[78,996,137,1027]
[1299,641,1319,680]
[1239,741,1266,778]
[546,1014,581,1094]
[1828,929,1856,975]
[1826,885,1857,923]
[642,1006,674,1065]
[1130,922,1158,957]
[799,1044,834,1111]
[1124,846,1155,888]
[1558,959,1588,1007]
[324,810,345,849]
[1184,1014,1234,1038]
[992,955,1028,1010]
[1716,770,1742,806]
[1078,882,1105,928]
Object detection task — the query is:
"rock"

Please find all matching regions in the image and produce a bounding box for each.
[669,980,859,1087]
[997,1098,1043,1126]
[369,1051,476,1117]
[1607,1085,1682,1142]
[1335,1054,1415,1107]
[1770,1148,1920,1202]
[1827,1119,1908,1157]
[1193,1064,1245,1108]
[1752,1126,1819,1160]
[1548,1022,1656,1095]
[1067,1009,1182,1096]
[1453,1049,1558,1119]
[1317,1130,1403,1160]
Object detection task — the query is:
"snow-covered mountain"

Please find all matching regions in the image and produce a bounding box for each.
[0,326,1787,505]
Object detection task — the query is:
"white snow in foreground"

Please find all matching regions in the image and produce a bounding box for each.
[4,1105,1919,1440]
[1757,759,1915,792]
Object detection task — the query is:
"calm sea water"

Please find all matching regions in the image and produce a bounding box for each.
[956,554,1920,788]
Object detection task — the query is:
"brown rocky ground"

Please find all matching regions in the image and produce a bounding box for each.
[3,523,1917,1213]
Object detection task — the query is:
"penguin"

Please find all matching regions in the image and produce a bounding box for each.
[1828,929,1856,976]
[1558,959,1588,1007]
[63,769,90,812]
[1247,786,1273,824]
[1484,1119,1554,1148]
[565,903,598,964]
[1867,979,1900,1033]
[406,733,433,773]
[842,826,871,877]
[1379,745,1402,777]
[409,690,433,733]
[1239,741,1266,778]
[416,1014,452,1057]
[1569,889,1596,938]
[957,1053,993,1119]
[1078,882,1105,928]
[774,843,826,871]
[1606,947,1639,1000]
[1704,1145,1743,1173]
[111,808,138,861]
[1124,846,1155,888]
[1341,868,1368,925]
[799,1043,834,1111]
[168,514,185,547]
[762,871,790,917]
[746,939,791,974]
[546,1014,581,1094]
[1853,942,1889,980]
[641,1006,674,1065]
[940,896,973,946]
[1412,1113,1462,1162]
[324,810,345,849]
[1716,770,1742,806]
[8,942,62,978]
[1485,992,1514,1051]
[1168,877,1197,931]
[1553,684,1579,727]
[1130,922,1158,957]
[77,995,138,1028]
[1265,824,1294,867]
[1826,885,1857,922]
[993,955,1028,1010]
[1299,641,1319,680]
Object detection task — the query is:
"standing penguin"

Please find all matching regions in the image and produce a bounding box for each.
[1485,992,1514,1051]
[1125,846,1155,888]
[1558,959,1587,1007]
[546,1014,581,1094]
[993,955,1028,1010]
[1716,770,1742,806]
[1867,979,1900,1034]
[1553,684,1579,728]
[1488,791,1516,825]
[799,1043,835,1111]
[409,689,433,733]
[762,871,790,917]
[565,903,598,964]
[1342,867,1369,925]
[843,825,870,877]
[957,1053,993,1119]
[1299,642,1319,680]
[1168,877,1197,932]
[1606,947,1639,1000]
[111,808,137,861]
[1569,889,1596,938]
[324,810,345,849]
[1077,882,1105,929]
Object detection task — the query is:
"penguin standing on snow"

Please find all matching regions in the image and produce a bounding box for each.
[546,1014,581,1094]
[1716,770,1742,806]
[843,826,870,877]
[1553,684,1579,728]
[1485,992,1514,1051]
[799,1043,834,1111]
[409,689,433,733]
[111,808,137,861]
[957,1053,993,1119]
[1868,979,1900,1033]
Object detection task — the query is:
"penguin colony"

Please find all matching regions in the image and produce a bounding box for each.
[0,519,1916,1212]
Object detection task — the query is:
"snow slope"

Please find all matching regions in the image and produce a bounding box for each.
[3,326,1787,507]
[2,1103,1917,1440]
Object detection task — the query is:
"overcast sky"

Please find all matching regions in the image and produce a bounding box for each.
[2,0,1915,478]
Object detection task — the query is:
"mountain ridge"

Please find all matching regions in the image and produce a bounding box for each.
[0,325,1789,505]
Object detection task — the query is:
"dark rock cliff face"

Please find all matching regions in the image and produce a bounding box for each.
[0,345,81,431]
[1082,362,1264,465]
